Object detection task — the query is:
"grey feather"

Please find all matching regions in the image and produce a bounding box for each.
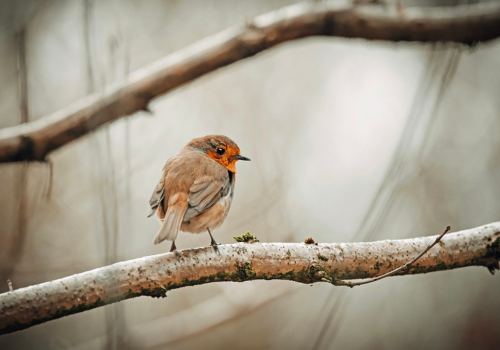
[153,202,187,244]
[184,178,228,221]
[148,180,165,217]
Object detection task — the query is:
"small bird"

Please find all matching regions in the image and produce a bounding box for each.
[148,135,250,252]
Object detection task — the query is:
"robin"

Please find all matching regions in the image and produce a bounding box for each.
[148,135,250,252]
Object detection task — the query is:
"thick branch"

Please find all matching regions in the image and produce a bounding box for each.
[1,1,500,162]
[1,222,499,335]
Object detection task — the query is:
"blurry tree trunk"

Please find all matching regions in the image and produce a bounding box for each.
[1,222,499,335]
[1,1,500,162]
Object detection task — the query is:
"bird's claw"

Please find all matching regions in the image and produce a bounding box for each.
[211,240,220,255]
[169,241,177,252]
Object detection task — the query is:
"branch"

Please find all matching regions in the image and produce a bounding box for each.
[1,1,500,162]
[1,222,499,335]
[333,225,451,287]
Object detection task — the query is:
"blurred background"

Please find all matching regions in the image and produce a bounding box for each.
[0,0,499,349]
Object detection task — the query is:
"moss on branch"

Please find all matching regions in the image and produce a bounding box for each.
[1,224,499,335]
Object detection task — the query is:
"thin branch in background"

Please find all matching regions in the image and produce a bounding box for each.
[311,290,346,350]
[352,49,435,241]
[1,1,500,163]
[108,22,131,350]
[317,293,350,350]
[83,1,125,346]
[16,29,29,125]
[319,48,447,346]
[156,287,297,349]
[121,37,132,350]
[44,158,53,201]
[353,49,455,242]
[323,46,461,347]
[83,0,95,95]
[333,226,451,288]
[354,48,460,245]
[1,27,31,285]
[417,47,462,160]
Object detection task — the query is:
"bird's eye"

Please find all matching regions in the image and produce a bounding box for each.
[216,147,225,155]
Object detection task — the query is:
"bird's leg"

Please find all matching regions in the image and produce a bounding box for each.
[207,228,220,254]
[169,240,177,252]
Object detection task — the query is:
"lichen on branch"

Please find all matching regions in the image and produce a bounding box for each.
[1,222,499,335]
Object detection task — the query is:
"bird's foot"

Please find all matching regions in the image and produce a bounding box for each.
[210,238,220,255]
[169,241,177,252]
[207,228,220,255]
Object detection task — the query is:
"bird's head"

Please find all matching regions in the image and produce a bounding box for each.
[187,135,250,173]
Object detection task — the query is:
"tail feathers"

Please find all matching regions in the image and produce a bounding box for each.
[153,203,187,245]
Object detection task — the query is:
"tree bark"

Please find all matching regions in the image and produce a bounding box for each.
[1,222,499,335]
[1,1,500,162]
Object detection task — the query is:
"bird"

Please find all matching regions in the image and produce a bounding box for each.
[148,135,250,252]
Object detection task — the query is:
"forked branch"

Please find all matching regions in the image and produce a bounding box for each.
[333,226,451,287]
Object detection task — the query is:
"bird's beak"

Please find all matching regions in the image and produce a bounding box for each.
[234,154,251,161]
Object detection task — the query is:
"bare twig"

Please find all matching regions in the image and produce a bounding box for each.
[1,222,499,335]
[1,1,500,162]
[333,226,451,287]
